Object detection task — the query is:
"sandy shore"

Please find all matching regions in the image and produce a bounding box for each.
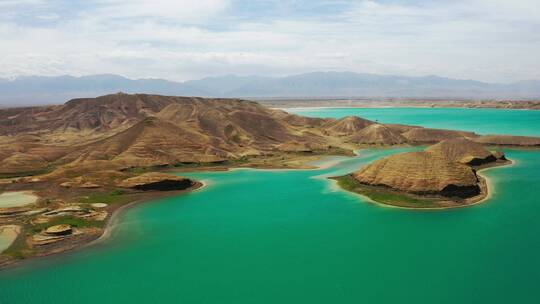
[0,182,205,271]
[88,181,206,248]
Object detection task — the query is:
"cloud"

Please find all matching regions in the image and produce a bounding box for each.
[88,0,230,22]
[0,0,539,82]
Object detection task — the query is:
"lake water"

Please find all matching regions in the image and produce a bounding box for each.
[1,108,539,304]
[288,107,540,136]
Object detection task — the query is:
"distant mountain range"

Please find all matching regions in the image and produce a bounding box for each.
[1,72,539,107]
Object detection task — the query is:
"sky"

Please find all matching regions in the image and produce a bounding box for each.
[0,0,539,83]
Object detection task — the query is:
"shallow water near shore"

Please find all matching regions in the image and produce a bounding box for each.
[1,109,540,304]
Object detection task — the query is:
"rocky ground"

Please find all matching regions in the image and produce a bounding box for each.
[0,172,202,269]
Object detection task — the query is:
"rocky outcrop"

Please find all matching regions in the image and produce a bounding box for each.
[425,138,500,166]
[353,151,481,198]
[118,172,194,191]
[349,124,407,145]
[45,224,73,236]
[324,116,374,135]
[492,151,506,160]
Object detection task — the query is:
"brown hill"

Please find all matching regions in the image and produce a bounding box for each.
[425,138,499,165]
[349,124,407,145]
[324,116,374,135]
[60,106,329,168]
[0,93,174,136]
[271,109,330,128]
[70,117,230,167]
[384,124,421,133]
[0,94,342,176]
[353,151,480,198]
[1,93,539,180]
[401,128,477,144]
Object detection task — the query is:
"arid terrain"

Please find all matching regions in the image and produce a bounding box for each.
[1,93,540,268]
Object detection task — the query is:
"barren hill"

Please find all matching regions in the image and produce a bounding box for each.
[323,116,374,135]
[353,151,481,198]
[426,138,500,165]
[0,94,343,176]
[1,93,540,179]
[401,128,478,144]
[349,124,407,145]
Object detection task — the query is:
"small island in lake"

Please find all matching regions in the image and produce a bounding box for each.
[333,138,511,209]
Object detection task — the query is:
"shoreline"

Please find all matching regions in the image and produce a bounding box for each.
[0,151,522,270]
[0,182,205,271]
[0,154,347,271]
[87,181,206,249]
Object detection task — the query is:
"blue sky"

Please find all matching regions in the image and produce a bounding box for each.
[0,0,539,82]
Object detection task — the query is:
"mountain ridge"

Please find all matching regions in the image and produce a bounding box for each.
[2,72,539,107]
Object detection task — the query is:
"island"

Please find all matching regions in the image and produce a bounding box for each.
[1,93,539,268]
[333,138,510,209]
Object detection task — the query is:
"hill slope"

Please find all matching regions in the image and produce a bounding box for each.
[1,93,539,178]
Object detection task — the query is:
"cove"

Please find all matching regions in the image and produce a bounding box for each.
[1,108,539,304]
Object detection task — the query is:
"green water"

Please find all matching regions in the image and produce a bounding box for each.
[288,107,540,136]
[1,109,540,304]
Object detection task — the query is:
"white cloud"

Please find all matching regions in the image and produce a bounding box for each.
[88,0,230,22]
[0,0,539,82]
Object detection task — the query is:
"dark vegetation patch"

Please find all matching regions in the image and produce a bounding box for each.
[78,190,127,205]
[133,179,193,191]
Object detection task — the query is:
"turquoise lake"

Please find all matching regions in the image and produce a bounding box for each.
[1,108,539,304]
[288,107,540,136]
